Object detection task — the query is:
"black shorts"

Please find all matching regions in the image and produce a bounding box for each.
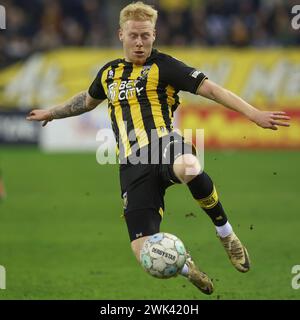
[119,132,196,242]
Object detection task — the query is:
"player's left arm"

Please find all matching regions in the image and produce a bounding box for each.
[197,79,291,130]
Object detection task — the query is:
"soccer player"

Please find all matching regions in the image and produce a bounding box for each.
[26,2,290,294]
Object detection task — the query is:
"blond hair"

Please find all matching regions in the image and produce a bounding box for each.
[120,2,158,28]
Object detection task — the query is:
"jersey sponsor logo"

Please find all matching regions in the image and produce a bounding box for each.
[108,82,117,101]
[108,80,144,102]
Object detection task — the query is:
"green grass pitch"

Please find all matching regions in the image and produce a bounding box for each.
[0,148,299,300]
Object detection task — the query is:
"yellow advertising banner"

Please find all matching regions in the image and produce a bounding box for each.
[0,48,299,148]
[0,48,300,109]
[179,106,300,149]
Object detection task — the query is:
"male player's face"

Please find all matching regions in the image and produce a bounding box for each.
[119,20,156,65]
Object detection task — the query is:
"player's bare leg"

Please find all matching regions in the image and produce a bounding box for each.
[168,154,213,293]
[131,236,149,262]
[173,154,250,273]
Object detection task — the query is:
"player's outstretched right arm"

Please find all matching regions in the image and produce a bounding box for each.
[26,91,103,127]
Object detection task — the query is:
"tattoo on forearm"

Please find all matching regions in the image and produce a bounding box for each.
[50,92,90,119]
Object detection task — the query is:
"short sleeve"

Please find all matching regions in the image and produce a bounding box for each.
[88,68,107,100]
[159,55,207,94]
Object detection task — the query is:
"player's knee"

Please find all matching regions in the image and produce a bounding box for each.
[131,236,149,262]
[173,154,201,183]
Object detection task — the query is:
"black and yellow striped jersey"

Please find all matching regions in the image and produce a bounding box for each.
[88,49,207,159]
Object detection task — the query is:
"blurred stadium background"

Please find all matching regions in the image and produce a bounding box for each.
[0,0,300,300]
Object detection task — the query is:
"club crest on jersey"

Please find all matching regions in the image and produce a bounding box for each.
[108,69,115,79]
[137,65,151,83]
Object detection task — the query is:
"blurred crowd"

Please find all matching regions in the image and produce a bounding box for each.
[1,0,300,67]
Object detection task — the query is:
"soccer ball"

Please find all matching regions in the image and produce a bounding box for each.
[140,232,187,279]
